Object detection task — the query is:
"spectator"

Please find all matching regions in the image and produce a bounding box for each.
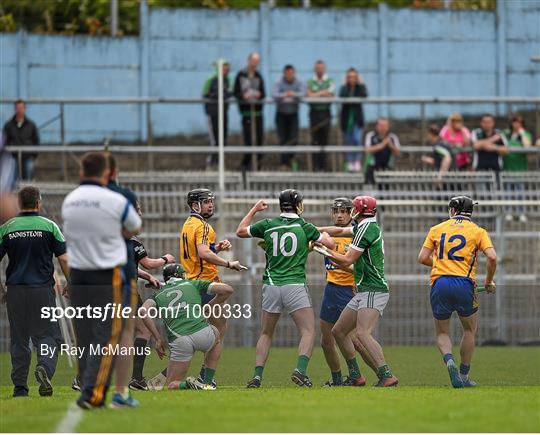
[421,124,453,177]
[234,53,265,171]
[3,100,39,180]
[439,112,471,170]
[471,114,508,172]
[307,60,335,171]
[272,64,305,171]
[502,113,532,223]
[202,59,233,169]
[364,117,401,184]
[503,113,532,172]
[339,68,368,172]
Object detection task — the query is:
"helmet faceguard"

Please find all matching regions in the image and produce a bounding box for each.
[331,197,353,226]
[187,188,215,219]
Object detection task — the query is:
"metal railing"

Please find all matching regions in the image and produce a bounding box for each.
[4,95,540,181]
[3,95,540,147]
[1,177,538,350]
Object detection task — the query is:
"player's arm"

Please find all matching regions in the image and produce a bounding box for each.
[317,225,354,237]
[139,254,175,270]
[418,246,434,267]
[317,232,335,250]
[480,228,497,292]
[139,299,166,358]
[196,244,242,271]
[138,268,160,288]
[205,282,234,306]
[330,246,362,268]
[483,247,497,292]
[319,231,335,250]
[236,200,268,238]
[418,229,436,267]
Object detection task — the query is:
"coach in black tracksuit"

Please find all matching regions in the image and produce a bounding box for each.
[234,53,266,171]
[0,186,69,397]
[62,152,141,410]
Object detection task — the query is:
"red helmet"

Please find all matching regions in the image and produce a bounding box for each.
[351,196,377,219]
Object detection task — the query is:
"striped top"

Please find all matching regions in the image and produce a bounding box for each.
[349,217,389,293]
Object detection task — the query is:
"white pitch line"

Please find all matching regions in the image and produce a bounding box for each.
[55,403,83,433]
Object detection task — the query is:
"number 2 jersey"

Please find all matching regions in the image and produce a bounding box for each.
[248,212,322,286]
[348,217,388,293]
[423,216,493,287]
[150,277,212,341]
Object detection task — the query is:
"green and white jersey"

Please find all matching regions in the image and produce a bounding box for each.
[0,212,66,286]
[348,217,389,293]
[150,277,212,341]
[248,213,322,285]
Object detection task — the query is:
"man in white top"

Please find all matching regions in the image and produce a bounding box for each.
[62,151,141,410]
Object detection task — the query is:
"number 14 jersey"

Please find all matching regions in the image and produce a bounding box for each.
[248,213,322,286]
[423,216,493,287]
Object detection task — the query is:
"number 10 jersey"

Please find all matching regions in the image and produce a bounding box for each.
[248,213,322,286]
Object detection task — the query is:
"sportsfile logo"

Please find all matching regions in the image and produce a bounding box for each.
[41,303,252,322]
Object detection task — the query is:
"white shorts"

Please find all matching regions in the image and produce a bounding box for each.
[169,325,219,362]
[262,283,312,314]
[346,291,389,316]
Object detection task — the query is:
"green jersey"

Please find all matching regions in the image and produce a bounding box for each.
[349,217,388,293]
[150,278,212,341]
[248,213,322,285]
[0,213,66,286]
[503,128,531,171]
[306,74,335,111]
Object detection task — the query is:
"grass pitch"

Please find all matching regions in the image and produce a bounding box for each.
[1,346,539,432]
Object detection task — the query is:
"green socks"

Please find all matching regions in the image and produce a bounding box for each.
[204,367,216,384]
[296,355,310,375]
[253,365,264,379]
[346,357,361,380]
[377,364,392,379]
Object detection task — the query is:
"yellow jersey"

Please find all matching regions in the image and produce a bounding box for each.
[423,216,493,287]
[325,235,355,287]
[179,214,219,281]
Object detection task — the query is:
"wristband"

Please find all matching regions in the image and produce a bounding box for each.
[161,256,168,264]
[226,261,230,269]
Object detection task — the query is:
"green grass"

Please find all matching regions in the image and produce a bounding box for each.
[1,346,539,432]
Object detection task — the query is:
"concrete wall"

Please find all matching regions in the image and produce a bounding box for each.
[0,0,538,143]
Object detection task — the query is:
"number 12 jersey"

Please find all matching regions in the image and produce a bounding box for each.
[423,216,493,287]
